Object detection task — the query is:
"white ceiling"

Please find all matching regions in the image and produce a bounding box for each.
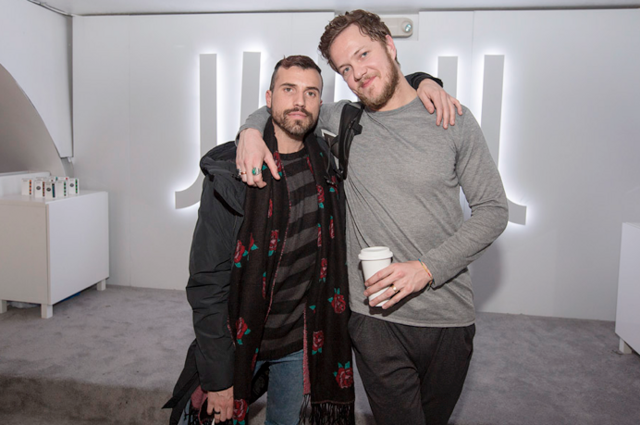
[28,0,640,16]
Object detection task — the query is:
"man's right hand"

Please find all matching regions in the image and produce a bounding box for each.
[207,386,234,423]
[236,128,279,188]
[416,79,462,129]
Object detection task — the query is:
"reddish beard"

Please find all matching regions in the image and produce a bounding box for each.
[355,51,400,111]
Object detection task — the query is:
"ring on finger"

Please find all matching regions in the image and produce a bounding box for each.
[391,284,398,293]
[252,167,262,176]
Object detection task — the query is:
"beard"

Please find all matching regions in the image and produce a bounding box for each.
[355,52,400,111]
[271,107,316,138]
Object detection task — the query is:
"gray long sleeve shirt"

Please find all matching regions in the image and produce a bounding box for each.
[241,98,508,327]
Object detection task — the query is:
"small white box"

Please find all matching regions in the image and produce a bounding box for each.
[21,178,33,196]
[33,179,45,198]
[55,180,66,198]
[44,180,55,199]
[67,178,79,196]
[44,180,65,199]
[58,178,68,197]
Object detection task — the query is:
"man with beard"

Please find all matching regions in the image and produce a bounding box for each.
[167,56,355,425]
[235,10,509,425]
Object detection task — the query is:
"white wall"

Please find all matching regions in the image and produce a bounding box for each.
[73,12,334,290]
[0,0,73,158]
[73,9,640,321]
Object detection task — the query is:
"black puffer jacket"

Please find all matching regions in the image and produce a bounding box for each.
[164,141,245,423]
[187,140,246,392]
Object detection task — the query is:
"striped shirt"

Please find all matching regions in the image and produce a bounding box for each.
[258,147,319,360]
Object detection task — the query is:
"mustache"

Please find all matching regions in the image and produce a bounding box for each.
[284,107,310,117]
[358,76,372,90]
[357,71,381,89]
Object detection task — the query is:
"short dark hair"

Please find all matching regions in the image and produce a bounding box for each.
[318,10,397,72]
[269,55,323,93]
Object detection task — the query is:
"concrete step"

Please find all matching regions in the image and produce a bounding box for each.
[0,374,171,424]
[0,286,190,424]
[0,413,107,424]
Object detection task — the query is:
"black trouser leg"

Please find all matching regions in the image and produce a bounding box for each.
[348,312,475,425]
[419,324,475,425]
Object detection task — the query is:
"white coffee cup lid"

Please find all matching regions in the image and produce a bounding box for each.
[358,246,393,261]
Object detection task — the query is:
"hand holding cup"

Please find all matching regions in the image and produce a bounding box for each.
[359,247,394,307]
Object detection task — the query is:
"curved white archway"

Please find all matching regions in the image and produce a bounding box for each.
[0,63,71,176]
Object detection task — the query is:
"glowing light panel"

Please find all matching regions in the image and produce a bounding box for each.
[481,55,527,225]
[175,53,217,209]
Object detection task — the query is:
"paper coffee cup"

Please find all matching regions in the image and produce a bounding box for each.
[358,246,393,307]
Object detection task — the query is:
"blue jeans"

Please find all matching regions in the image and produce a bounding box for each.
[255,349,304,425]
[177,349,303,425]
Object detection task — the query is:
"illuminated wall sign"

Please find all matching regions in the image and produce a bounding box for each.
[240,52,261,126]
[481,55,527,225]
[175,53,217,209]
[175,52,262,209]
[176,51,527,223]
[438,54,527,225]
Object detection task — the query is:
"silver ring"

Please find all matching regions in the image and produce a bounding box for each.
[252,167,262,176]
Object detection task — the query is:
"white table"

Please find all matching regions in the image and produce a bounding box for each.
[616,222,640,354]
[0,191,109,318]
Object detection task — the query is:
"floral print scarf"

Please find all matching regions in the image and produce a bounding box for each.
[228,119,355,424]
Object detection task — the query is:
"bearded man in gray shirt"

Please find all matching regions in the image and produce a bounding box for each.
[236,10,508,425]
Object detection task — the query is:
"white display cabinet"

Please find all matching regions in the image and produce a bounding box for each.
[615,222,640,354]
[0,191,109,318]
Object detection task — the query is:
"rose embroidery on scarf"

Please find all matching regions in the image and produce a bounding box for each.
[328,288,346,314]
[234,241,246,268]
[317,185,325,208]
[333,362,354,389]
[317,223,322,247]
[329,216,335,239]
[247,234,258,255]
[262,272,267,299]
[233,399,249,424]
[268,230,279,256]
[236,317,251,345]
[274,152,283,177]
[312,330,324,355]
[329,176,337,193]
[319,258,327,282]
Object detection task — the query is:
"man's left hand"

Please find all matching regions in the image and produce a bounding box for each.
[416,79,463,129]
[365,261,432,309]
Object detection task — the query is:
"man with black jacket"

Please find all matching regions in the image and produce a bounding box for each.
[167,55,355,425]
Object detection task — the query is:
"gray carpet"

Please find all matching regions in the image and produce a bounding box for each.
[0,285,638,424]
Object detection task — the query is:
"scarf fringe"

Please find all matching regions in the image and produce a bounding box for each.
[298,395,355,425]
